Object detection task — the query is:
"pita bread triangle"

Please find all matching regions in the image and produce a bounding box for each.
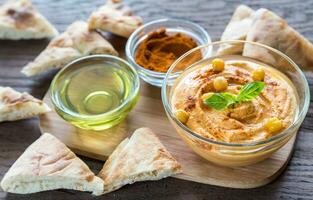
[0,86,50,122]
[219,5,255,55]
[88,0,142,38]
[0,133,104,195]
[220,5,313,69]
[0,0,58,40]
[99,127,182,194]
[243,8,313,69]
[21,20,118,76]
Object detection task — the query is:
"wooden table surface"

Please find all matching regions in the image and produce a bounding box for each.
[0,0,312,199]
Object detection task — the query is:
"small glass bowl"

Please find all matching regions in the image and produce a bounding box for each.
[126,18,211,87]
[50,55,140,131]
[162,40,310,167]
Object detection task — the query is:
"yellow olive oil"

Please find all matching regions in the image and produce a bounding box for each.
[52,59,139,130]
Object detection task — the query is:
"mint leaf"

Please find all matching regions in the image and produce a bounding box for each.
[203,81,265,110]
[237,81,265,102]
[204,93,237,110]
[220,93,238,106]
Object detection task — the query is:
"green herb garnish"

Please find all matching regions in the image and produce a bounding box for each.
[237,81,265,102]
[204,81,265,110]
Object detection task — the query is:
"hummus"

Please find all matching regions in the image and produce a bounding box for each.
[171,58,298,144]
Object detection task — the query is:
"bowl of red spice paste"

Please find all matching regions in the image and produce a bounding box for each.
[126,18,211,87]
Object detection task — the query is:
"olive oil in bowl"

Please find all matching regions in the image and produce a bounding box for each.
[51,55,140,130]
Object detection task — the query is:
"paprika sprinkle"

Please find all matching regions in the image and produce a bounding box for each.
[134,28,200,73]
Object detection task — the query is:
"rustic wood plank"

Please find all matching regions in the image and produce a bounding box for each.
[0,0,313,199]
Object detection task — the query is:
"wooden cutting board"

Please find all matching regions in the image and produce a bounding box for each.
[39,81,296,189]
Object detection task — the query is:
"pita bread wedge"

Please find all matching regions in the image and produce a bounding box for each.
[21,21,118,76]
[99,127,182,194]
[0,86,50,122]
[219,5,255,55]
[0,0,58,40]
[0,133,104,195]
[88,0,142,38]
[243,8,313,69]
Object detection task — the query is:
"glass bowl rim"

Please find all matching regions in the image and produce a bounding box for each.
[161,40,310,147]
[50,54,140,120]
[125,18,211,77]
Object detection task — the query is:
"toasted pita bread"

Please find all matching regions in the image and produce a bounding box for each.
[88,0,142,38]
[0,0,58,40]
[243,8,313,69]
[99,127,182,194]
[219,5,254,55]
[0,86,50,122]
[21,20,118,76]
[0,133,104,195]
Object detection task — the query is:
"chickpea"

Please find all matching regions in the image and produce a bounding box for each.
[212,58,225,72]
[201,92,214,101]
[264,117,283,134]
[252,67,265,81]
[213,77,228,91]
[175,109,189,124]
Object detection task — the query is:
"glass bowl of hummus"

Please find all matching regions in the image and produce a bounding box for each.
[161,40,310,167]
